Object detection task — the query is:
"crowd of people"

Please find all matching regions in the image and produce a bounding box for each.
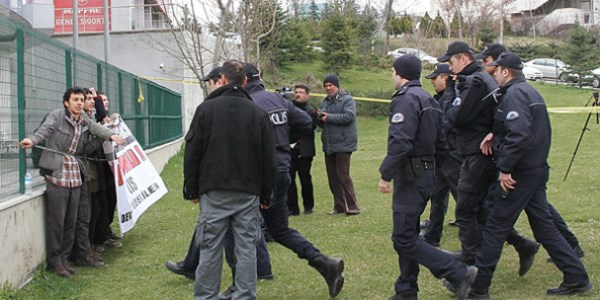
[175,42,592,300]
[20,40,592,300]
[20,87,125,277]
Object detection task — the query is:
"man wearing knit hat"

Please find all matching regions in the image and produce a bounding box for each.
[378,54,477,300]
[318,74,360,216]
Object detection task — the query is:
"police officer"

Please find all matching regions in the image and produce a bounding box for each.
[227,63,345,299]
[467,52,592,297]
[420,63,460,247]
[438,42,538,275]
[478,44,585,261]
[378,54,477,300]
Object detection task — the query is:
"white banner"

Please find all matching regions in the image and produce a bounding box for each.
[103,116,168,234]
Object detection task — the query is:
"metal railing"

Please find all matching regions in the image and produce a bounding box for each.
[0,15,182,201]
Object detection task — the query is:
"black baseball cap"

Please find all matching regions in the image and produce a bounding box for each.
[438,41,475,62]
[487,52,524,70]
[425,64,452,79]
[245,63,261,81]
[475,43,507,61]
[200,66,222,81]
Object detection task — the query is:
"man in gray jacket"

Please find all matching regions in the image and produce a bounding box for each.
[20,87,122,277]
[317,75,360,215]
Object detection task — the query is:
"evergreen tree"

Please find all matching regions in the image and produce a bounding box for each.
[355,6,378,65]
[450,12,462,38]
[563,22,600,74]
[477,18,497,46]
[277,17,313,65]
[419,12,432,36]
[399,13,413,35]
[321,2,353,73]
[430,12,447,38]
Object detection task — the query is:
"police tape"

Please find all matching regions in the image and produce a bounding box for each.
[139,79,600,113]
[547,107,600,113]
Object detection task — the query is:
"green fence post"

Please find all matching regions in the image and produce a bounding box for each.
[97,62,103,91]
[118,72,123,113]
[134,78,145,147]
[17,28,25,193]
[65,49,72,88]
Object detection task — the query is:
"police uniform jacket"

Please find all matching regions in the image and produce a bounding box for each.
[492,77,551,173]
[445,62,499,156]
[247,80,313,173]
[379,80,445,182]
[290,100,317,158]
[435,90,463,164]
[183,83,276,204]
[318,90,358,155]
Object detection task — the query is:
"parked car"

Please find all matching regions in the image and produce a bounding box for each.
[565,67,600,88]
[522,66,543,80]
[523,58,570,79]
[387,47,438,64]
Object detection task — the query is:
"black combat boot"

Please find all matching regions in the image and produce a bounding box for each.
[308,254,345,298]
[515,238,540,276]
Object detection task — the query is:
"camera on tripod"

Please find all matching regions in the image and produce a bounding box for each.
[275,86,294,101]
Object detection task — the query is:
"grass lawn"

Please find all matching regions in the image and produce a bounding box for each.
[4,70,600,299]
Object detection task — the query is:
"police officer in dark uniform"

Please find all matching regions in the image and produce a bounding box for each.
[236,63,345,298]
[378,54,477,300]
[468,52,592,298]
[438,42,538,275]
[420,63,461,247]
[478,43,585,261]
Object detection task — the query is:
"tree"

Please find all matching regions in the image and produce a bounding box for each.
[355,6,378,66]
[321,1,353,73]
[563,22,600,76]
[277,17,313,65]
[419,12,432,35]
[399,13,413,35]
[450,12,463,38]
[429,12,447,38]
[477,18,497,46]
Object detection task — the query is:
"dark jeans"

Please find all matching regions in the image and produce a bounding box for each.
[391,170,470,294]
[288,155,315,214]
[472,165,589,293]
[94,163,117,244]
[549,203,581,249]
[423,158,460,244]
[324,152,359,212]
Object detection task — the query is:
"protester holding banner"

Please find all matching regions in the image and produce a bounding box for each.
[183,60,277,300]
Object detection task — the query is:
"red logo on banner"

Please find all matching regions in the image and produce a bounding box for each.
[54,0,111,34]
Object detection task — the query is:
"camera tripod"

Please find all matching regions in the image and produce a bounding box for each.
[563,92,599,181]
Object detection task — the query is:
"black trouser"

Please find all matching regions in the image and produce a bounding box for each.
[423,158,460,244]
[391,169,471,294]
[94,163,117,243]
[288,154,315,214]
[472,165,589,293]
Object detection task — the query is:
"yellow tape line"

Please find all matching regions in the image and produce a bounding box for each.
[547,107,600,113]
[140,80,600,113]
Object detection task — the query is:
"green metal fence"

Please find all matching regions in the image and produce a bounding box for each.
[0,16,182,201]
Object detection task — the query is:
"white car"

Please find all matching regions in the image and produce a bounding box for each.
[524,58,569,79]
[522,66,543,80]
[387,47,438,64]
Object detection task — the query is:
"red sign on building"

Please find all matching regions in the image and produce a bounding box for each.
[54,0,112,34]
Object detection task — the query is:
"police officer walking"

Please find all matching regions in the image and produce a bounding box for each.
[420,63,460,247]
[238,63,345,298]
[438,42,538,275]
[378,54,477,300]
[467,52,592,298]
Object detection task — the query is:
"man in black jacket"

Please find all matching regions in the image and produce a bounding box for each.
[183,60,276,300]
[288,84,317,216]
